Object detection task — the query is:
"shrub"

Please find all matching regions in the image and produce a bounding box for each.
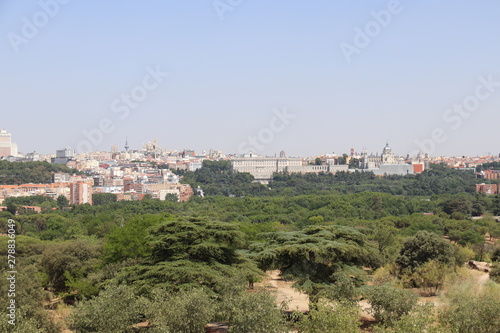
[372,264,398,286]
[69,285,148,333]
[222,289,287,333]
[373,303,442,333]
[411,260,452,296]
[296,301,360,333]
[147,282,287,333]
[318,271,360,303]
[147,288,215,333]
[440,282,500,332]
[364,284,418,325]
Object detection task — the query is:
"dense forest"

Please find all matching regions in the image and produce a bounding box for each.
[1,161,500,332]
[0,161,78,185]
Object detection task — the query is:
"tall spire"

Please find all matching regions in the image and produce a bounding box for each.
[124,137,129,153]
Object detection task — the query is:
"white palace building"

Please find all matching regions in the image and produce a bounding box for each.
[231,151,349,184]
[232,144,422,183]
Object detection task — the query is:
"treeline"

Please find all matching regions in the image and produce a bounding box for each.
[3,191,499,242]
[0,160,77,185]
[270,163,480,196]
[477,161,500,171]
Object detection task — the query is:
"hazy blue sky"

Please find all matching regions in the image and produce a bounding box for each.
[1,0,499,157]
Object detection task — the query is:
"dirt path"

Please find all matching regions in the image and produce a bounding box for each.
[257,270,309,312]
[259,268,490,315]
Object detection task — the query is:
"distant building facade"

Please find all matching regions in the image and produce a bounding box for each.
[482,170,500,180]
[359,143,415,176]
[231,153,349,183]
[69,181,93,205]
[0,129,18,157]
[476,183,499,195]
[232,155,303,183]
[52,149,75,164]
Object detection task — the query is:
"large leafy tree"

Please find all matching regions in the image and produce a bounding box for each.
[249,225,378,303]
[396,230,457,272]
[103,214,166,264]
[40,239,103,292]
[115,218,261,294]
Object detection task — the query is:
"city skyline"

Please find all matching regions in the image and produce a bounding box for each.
[2,127,500,159]
[1,1,500,157]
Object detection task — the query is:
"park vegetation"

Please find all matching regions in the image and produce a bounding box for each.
[0,161,500,331]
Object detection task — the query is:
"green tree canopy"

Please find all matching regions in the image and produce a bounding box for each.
[115,218,261,294]
[396,231,457,272]
[92,193,118,206]
[56,195,69,207]
[249,225,377,302]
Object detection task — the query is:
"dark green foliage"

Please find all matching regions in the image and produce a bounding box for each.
[0,160,77,185]
[492,247,500,263]
[115,218,261,294]
[4,195,54,206]
[440,198,472,215]
[490,264,500,284]
[493,195,500,215]
[454,229,484,246]
[396,231,457,272]
[444,218,486,246]
[181,160,268,196]
[13,213,74,240]
[147,218,243,264]
[117,260,244,294]
[269,163,478,196]
[0,265,60,332]
[250,225,375,301]
[476,161,500,171]
[40,239,103,292]
[103,215,166,263]
[92,193,118,206]
[164,193,179,202]
[57,195,69,207]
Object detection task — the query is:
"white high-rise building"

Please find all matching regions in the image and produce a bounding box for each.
[0,129,18,157]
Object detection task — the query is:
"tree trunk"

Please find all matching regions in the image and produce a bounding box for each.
[205,323,229,333]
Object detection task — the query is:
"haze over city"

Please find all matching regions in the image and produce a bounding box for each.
[1,1,500,157]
